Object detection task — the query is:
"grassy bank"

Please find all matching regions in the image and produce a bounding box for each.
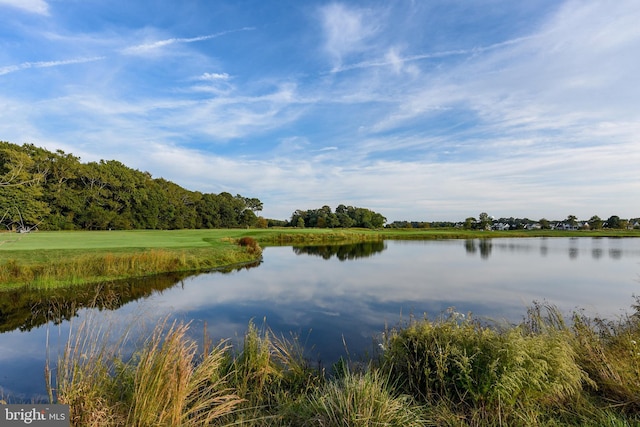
[0,230,264,289]
[1,228,639,289]
[49,301,640,426]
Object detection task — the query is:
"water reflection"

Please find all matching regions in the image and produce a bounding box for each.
[0,262,260,334]
[292,241,386,260]
[464,239,493,259]
[463,237,640,260]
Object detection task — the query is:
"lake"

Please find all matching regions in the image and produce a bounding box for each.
[1,237,639,401]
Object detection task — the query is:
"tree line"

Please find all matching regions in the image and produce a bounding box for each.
[388,213,639,230]
[0,141,264,230]
[289,205,386,229]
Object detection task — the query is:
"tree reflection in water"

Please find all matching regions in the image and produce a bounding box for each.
[0,261,260,333]
[292,241,387,260]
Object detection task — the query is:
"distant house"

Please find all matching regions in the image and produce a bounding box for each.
[492,223,510,231]
[555,223,578,231]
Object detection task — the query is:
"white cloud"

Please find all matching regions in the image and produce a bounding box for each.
[319,3,378,67]
[198,72,230,81]
[0,0,48,15]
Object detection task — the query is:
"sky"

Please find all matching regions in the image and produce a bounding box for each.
[0,0,639,223]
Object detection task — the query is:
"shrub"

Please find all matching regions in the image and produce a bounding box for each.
[237,236,262,255]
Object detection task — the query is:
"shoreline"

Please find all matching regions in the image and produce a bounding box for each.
[1,228,639,290]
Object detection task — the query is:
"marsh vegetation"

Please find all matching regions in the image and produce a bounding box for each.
[49,301,640,426]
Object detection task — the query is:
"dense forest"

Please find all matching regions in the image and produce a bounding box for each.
[0,141,264,230]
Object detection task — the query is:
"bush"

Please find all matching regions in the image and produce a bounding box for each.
[237,236,262,255]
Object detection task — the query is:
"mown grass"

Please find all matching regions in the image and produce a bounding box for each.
[2,228,639,289]
[47,300,640,426]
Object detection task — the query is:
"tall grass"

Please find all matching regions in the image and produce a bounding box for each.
[381,306,604,425]
[126,319,242,426]
[54,311,133,426]
[49,300,640,426]
[286,365,427,427]
[1,244,259,289]
[572,304,640,412]
[53,316,243,426]
[221,320,322,424]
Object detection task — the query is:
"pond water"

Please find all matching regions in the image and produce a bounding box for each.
[1,237,639,401]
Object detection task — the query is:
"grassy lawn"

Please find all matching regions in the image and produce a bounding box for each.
[0,229,251,251]
[2,227,638,252]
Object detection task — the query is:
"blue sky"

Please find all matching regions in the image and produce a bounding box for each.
[1,0,638,222]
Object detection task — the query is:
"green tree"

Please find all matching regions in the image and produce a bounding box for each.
[606,215,622,229]
[41,149,82,229]
[255,216,268,228]
[239,209,258,227]
[196,193,222,228]
[0,141,262,231]
[0,143,49,230]
[370,212,386,228]
[588,215,603,230]
[242,197,263,212]
[464,217,476,230]
[337,212,354,228]
[478,212,491,230]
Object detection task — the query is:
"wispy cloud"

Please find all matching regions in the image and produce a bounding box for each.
[0,56,105,76]
[121,27,255,55]
[319,3,379,67]
[330,35,535,73]
[0,0,48,15]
